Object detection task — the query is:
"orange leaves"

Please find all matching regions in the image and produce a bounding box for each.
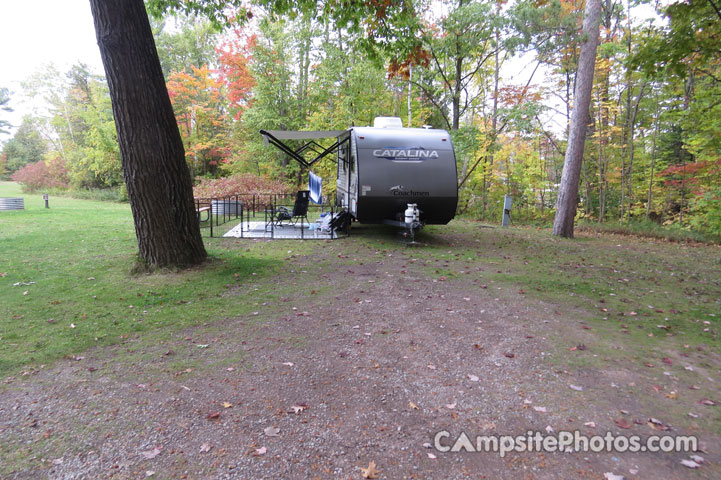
[192,173,289,198]
[166,63,230,172]
[387,45,431,80]
[217,30,256,120]
[497,84,542,107]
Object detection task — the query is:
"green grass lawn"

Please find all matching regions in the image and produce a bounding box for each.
[0,181,312,375]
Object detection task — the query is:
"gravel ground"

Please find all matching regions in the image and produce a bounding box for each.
[1,228,718,479]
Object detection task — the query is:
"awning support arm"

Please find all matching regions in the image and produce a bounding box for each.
[260,130,349,168]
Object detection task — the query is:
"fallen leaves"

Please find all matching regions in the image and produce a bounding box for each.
[221,402,233,409]
[140,447,162,459]
[206,412,221,420]
[614,418,632,429]
[264,426,280,437]
[360,461,381,479]
[603,473,624,480]
[199,443,212,453]
[409,401,419,410]
[290,403,309,414]
[253,446,267,456]
[503,352,515,359]
[647,418,669,431]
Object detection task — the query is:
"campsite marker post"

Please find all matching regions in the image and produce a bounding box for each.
[502,195,511,227]
[43,194,49,209]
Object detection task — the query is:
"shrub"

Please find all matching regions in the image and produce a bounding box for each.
[10,157,70,192]
[690,187,721,236]
[193,173,290,199]
[67,186,128,203]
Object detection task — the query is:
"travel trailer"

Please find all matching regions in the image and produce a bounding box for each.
[260,116,458,228]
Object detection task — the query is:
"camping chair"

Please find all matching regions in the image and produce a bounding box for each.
[272,190,310,227]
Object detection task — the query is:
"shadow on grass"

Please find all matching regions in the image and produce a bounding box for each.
[0,251,283,378]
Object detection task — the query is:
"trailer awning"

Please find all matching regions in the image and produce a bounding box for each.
[261,130,346,142]
[260,129,349,169]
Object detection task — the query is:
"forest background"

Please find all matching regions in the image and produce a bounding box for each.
[1,0,719,236]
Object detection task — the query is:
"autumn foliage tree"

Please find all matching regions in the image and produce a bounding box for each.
[216,29,256,121]
[167,65,229,178]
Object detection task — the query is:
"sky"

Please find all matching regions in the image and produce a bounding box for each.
[0,0,104,140]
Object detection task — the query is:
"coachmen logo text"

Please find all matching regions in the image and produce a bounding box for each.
[389,185,430,197]
[373,147,439,161]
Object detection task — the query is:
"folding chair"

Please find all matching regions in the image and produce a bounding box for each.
[273,190,310,227]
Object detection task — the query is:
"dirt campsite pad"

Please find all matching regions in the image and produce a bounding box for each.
[2,223,720,479]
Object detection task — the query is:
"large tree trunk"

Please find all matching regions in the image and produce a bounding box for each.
[552,0,602,238]
[646,94,660,220]
[89,0,207,268]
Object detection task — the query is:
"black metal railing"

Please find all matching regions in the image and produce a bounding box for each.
[195,193,347,239]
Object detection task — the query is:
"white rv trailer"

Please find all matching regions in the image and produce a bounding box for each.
[260,117,458,227]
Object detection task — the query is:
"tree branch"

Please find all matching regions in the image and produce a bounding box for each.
[410,78,452,130]
[428,44,454,93]
[460,48,497,84]
[458,59,542,188]
[534,114,564,155]
[707,0,721,22]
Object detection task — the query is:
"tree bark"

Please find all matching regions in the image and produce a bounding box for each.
[646,94,660,220]
[625,82,646,222]
[552,0,602,237]
[89,0,206,268]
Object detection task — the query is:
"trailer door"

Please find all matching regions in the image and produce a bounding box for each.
[336,133,350,209]
[348,133,358,216]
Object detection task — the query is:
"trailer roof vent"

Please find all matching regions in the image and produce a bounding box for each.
[373,116,403,129]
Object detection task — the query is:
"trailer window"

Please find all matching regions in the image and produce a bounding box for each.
[337,142,346,175]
